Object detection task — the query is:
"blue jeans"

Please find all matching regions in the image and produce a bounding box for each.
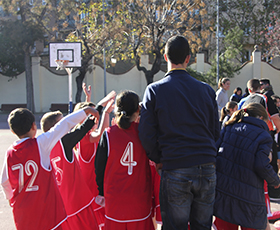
[160,163,216,230]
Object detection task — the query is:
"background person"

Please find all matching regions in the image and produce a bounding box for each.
[230,87,243,103]
[220,101,238,129]
[216,77,231,116]
[214,103,280,230]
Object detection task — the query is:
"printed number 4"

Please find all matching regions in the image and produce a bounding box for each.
[120,142,137,175]
[11,160,39,193]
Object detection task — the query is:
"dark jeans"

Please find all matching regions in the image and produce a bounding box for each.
[160,163,216,230]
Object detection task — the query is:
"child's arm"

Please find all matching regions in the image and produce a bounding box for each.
[89,99,114,143]
[61,116,96,162]
[1,155,13,200]
[95,131,109,196]
[255,135,280,188]
[96,90,116,108]
[37,106,99,169]
[83,82,92,103]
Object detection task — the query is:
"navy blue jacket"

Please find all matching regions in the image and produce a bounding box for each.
[214,117,280,229]
[138,69,220,170]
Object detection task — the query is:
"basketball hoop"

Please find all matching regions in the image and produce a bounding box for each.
[55,60,69,70]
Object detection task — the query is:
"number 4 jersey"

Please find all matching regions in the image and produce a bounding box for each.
[6,138,67,230]
[101,122,152,222]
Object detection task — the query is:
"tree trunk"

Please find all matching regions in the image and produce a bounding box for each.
[24,49,35,113]
[145,71,154,85]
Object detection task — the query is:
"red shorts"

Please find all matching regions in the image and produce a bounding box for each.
[64,205,99,230]
[92,202,106,230]
[104,216,154,230]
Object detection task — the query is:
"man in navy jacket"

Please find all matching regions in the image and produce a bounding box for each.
[139,35,220,230]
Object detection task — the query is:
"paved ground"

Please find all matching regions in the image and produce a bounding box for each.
[0,112,280,229]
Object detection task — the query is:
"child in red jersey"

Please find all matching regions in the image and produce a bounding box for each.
[0,106,98,230]
[41,111,96,229]
[75,84,116,230]
[95,90,154,230]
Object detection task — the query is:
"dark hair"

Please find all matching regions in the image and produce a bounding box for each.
[115,90,139,129]
[247,79,261,92]
[40,111,63,132]
[8,108,35,137]
[225,103,268,126]
[260,78,270,85]
[218,78,230,88]
[220,101,238,122]
[233,87,242,95]
[74,102,95,112]
[165,35,190,65]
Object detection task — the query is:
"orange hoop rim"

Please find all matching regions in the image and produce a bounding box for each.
[55,60,69,70]
[55,60,69,64]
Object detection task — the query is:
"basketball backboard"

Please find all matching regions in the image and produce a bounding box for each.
[49,42,82,68]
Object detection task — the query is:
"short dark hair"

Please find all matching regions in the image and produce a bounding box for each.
[8,108,35,137]
[247,79,261,92]
[40,111,63,132]
[165,35,190,65]
[260,78,270,85]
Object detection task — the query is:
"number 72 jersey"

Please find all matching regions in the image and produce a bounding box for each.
[7,138,66,230]
[103,122,152,222]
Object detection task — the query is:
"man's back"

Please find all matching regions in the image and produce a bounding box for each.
[139,69,220,170]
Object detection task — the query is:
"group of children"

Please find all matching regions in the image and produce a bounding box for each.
[2,77,280,230]
[0,84,163,230]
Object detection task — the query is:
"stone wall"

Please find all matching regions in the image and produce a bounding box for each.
[0,52,279,113]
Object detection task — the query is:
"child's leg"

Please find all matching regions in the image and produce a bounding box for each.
[127,216,155,230]
[213,217,238,230]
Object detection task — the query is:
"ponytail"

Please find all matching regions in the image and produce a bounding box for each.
[225,109,246,126]
[220,101,238,122]
[225,102,269,126]
[220,106,229,122]
[116,111,132,130]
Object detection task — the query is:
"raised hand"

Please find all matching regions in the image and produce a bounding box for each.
[82,82,92,102]
[97,90,116,107]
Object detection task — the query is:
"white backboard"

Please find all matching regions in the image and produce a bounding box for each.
[49,42,82,67]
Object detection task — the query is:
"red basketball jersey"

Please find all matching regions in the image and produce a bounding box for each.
[149,160,162,224]
[7,138,67,230]
[50,141,94,216]
[76,131,99,197]
[104,122,152,222]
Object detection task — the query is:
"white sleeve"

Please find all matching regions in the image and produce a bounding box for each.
[1,156,13,200]
[37,110,87,169]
